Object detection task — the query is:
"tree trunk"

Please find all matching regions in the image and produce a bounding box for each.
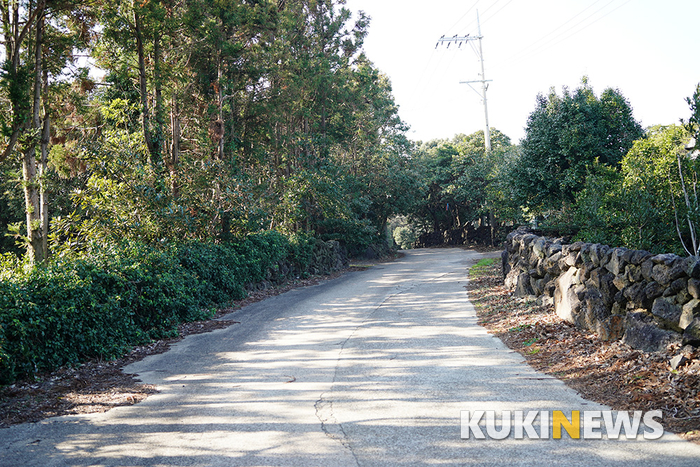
[216,51,225,160]
[169,95,181,198]
[153,29,163,165]
[23,7,46,264]
[40,67,50,258]
[134,4,154,161]
[0,1,43,163]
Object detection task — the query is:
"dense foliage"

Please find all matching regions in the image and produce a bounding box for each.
[515,79,700,256]
[406,129,522,243]
[0,231,321,384]
[0,0,415,263]
[573,125,692,254]
[510,79,643,215]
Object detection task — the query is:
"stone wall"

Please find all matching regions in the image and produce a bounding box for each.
[502,228,700,352]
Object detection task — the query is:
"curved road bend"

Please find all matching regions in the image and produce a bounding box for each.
[2,248,700,466]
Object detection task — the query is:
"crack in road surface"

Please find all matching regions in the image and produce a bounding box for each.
[1,249,700,466]
[314,279,426,464]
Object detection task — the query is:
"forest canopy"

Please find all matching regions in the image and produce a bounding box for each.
[0,0,416,262]
[2,0,700,263]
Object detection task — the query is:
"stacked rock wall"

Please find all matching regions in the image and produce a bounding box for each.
[502,228,700,352]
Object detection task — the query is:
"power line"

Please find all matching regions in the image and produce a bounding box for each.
[445,0,481,35]
[495,0,631,69]
[458,0,502,33]
[536,0,633,57]
[405,48,451,115]
[495,0,604,67]
[480,0,514,26]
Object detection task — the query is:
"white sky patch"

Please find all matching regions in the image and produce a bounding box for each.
[343,0,700,143]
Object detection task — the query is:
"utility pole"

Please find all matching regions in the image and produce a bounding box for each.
[436,11,492,152]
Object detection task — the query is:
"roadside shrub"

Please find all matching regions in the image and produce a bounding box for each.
[175,242,246,305]
[318,217,378,257]
[0,231,344,384]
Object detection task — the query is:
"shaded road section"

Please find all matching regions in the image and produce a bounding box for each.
[2,248,700,466]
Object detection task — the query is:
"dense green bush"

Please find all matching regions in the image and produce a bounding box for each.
[572,125,692,254]
[0,231,329,385]
[318,217,379,257]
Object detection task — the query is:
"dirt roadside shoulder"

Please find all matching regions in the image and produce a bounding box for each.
[467,257,700,444]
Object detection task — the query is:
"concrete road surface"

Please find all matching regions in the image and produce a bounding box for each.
[2,248,700,466]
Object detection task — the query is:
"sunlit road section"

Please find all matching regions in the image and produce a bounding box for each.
[2,248,700,466]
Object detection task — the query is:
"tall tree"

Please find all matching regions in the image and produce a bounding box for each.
[511,78,643,215]
[0,0,90,263]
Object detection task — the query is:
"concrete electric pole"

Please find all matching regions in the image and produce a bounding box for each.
[436,11,492,152]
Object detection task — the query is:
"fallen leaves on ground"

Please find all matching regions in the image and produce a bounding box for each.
[467,259,700,444]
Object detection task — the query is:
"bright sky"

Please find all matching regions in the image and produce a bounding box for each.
[342,0,700,144]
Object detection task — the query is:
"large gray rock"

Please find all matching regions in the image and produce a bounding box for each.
[514,272,535,296]
[501,249,510,278]
[622,310,682,352]
[651,253,678,265]
[589,243,605,267]
[521,234,538,248]
[504,268,520,289]
[630,250,652,265]
[670,277,688,295]
[625,264,643,283]
[641,259,655,281]
[681,299,700,330]
[534,257,546,277]
[555,267,580,323]
[623,282,650,309]
[670,258,690,281]
[651,297,683,331]
[651,259,686,286]
[605,248,628,275]
[545,242,563,256]
[532,237,547,259]
[651,264,673,286]
[688,278,700,299]
[587,268,616,307]
[685,256,700,279]
[581,288,623,340]
[562,251,578,268]
[644,281,665,302]
[568,242,585,252]
[684,318,700,342]
[613,274,631,292]
[543,252,562,275]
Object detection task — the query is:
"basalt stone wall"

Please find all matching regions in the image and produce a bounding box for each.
[502,228,700,352]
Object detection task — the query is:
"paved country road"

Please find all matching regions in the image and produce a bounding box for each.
[2,248,700,466]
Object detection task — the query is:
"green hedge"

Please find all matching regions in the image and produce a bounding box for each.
[0,231,320,385]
